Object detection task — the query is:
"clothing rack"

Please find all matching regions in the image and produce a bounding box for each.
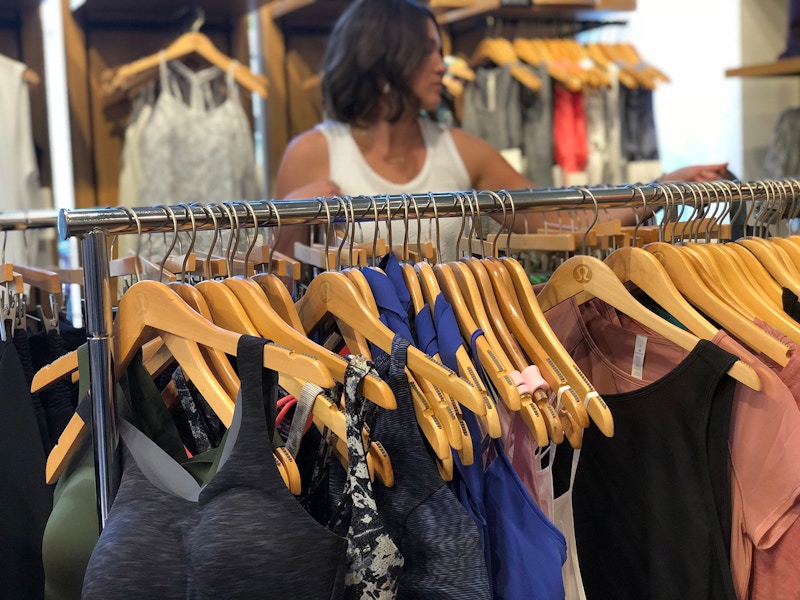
[54,180,785,528]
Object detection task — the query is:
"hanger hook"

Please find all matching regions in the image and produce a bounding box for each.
[120,206,143,283]
[501,189,516,256]
[156,204,180,283]
[578,187,599,255]
[333,196,349,271]
[453,191,467,259]
[483,189,507,257]
[218,202,239,277]
[199,203,220,280]
[370,195,381,266]
[726,179,746,238]
[178,203,197,282]
[399,194,411,262]
[628,184,647,246]
[408,193,423,262]
[241,202,259,276]
[260,201,277,275]
[318,197,332,272]
[427,192,442,263]
[708,180,732,242]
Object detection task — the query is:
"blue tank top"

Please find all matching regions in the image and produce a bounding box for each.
[434,292,568,599]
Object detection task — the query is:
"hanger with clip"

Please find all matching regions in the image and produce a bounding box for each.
[538,187,762,391]
[389,195,474,465]
[457,192,564,443]
[479,190,597,441]
[407,194,502,440]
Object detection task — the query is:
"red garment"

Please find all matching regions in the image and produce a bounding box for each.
[552,85,588,174]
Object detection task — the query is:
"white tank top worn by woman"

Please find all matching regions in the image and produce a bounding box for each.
[316,117,472,263]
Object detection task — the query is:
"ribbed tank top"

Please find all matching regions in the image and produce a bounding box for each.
[316,118,472,263]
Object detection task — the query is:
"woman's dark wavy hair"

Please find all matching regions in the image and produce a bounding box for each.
[322,0,439,126]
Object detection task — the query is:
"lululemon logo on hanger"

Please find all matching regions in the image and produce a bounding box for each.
[573,264,592,284]
[320,281,333,303]
[652,251,665,264]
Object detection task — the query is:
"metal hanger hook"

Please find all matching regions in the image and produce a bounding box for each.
[578,187,599,255]
[156,204,180,283]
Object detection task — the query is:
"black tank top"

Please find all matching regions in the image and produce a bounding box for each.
[82,335,347,599]
[566,341,738,600]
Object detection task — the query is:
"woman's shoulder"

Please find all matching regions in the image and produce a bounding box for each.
[283,127,330,162]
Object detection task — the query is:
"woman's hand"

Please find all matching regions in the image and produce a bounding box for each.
[660,163,730,183]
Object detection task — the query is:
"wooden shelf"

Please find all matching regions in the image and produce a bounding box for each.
[726,56,800,78]
[71,0,270,24]
[436,0,634,26]
[271,0,634,29]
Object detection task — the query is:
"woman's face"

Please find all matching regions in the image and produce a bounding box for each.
[408,18,446,113]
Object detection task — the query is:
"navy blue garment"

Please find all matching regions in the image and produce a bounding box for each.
[414,304,439,358]
[361,265,415,362]
[372,336,491,600]
[433,292,567,599]
[378,253,414,327]
[34,329,77,443]
[14,328,51,453]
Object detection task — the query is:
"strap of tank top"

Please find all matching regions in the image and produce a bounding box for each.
[225,60,240,102]
[234,335,278,443]
[158,51,171,95]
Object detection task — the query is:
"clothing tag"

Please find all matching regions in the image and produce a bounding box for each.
[487,71,497,112]
[631,334,648,379]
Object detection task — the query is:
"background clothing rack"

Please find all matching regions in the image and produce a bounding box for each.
[53,180,777,528]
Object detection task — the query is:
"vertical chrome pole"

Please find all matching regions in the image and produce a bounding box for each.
[81,230,117,531]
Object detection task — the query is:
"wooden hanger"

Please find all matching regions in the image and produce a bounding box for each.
[691,243,800,342]
[457,257,564,443]
[735,238,800,296]
[295,271,486,430]
[167,281,241,399]
[433,261,551,447]
[643,242,790,366]
[470,37,542,92]
[537,254,761,390]
[223,275,395,409]
[101,31,268,103]
[513,38,583,92]
[412,261,502,439]
[480,256,590,431]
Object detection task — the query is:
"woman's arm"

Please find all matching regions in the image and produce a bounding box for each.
[273,130,340,258]
[451,127,729,231]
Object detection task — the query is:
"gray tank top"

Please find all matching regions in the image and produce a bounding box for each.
[81,335,347,599]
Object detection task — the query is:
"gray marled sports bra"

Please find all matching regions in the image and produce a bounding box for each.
[81,335,347,599]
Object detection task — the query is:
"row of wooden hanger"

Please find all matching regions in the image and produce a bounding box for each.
[32,179,797,492]
[464,37,668,93]
[472,180,800,388]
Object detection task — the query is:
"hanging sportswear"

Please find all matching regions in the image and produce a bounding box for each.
[82,336,347,599]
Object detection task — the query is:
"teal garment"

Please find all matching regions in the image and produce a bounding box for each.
[42,346,219,600]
